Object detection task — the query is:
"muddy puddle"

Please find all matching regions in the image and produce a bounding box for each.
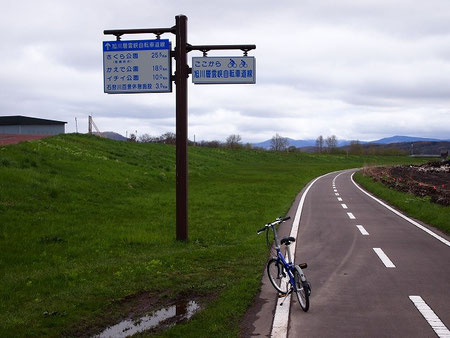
[94,300,200,337]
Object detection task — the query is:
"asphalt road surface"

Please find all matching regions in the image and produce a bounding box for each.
[242,169,450,337]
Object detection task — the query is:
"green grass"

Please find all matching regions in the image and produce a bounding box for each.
[0,134,427,337]
[354,171,450,234]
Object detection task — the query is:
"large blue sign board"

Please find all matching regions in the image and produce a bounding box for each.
[103,39,172,93]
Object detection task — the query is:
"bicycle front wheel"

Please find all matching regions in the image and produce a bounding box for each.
[294,266,309,312]
[267,258,289,295]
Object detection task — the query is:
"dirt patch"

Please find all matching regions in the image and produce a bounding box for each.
[363,161,450,206]
[65,290,214,337]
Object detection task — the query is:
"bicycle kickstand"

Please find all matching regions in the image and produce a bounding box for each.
[278,289,293,306]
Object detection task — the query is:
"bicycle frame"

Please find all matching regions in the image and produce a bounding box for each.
[270,224,299,292]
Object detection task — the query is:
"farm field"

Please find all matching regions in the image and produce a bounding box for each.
[0,134,428,337]
[355,163,450,235]
[361,161,449,206]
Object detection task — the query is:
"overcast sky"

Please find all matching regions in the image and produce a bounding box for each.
[1,0,449,142]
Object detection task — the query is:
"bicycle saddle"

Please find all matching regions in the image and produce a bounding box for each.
[280,236,296,245]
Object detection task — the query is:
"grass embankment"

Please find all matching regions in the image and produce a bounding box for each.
[0,134,425,337]
[354,172,450,234]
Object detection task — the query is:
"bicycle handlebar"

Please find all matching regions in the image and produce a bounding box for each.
[257,226,267,234]
[256,216,291,234]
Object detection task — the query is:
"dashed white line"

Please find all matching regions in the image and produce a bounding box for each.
[337,197,343,201]
[341,203,348,209]
[356,225,369,235]
[409,296,450,337]
[333,189,338,192]
[373,248,396,268]
[335,193,340,196]
[347,212,355,219]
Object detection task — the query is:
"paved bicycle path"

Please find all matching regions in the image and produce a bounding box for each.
[290,170,450,337]
[241,169,450,337]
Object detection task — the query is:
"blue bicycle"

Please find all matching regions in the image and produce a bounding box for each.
[257,216,311,312]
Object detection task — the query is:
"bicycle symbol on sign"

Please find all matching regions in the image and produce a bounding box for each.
[227,59,237,68]
[240,60,248,68]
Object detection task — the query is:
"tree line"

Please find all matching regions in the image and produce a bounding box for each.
[129,132,406,155]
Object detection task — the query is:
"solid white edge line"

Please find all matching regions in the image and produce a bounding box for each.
[350,172,450,247]
[409,296,450,337]
[272,170,346,338]
[347,212,356,219]
[373,248,396,268]
[356,225,369,235]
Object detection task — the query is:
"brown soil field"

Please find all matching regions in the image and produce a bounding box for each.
[363,161,450,206]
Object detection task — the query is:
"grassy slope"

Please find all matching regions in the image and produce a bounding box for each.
[354,172,450,234]
[0,134,426,337]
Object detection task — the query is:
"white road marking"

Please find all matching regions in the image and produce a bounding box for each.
[409,296,450,337]
[356,225,369,235]
[333,189,338,192]
[373,248,396,268]
[337,197,343,201]
[351,173,450,247]
[341,203,348,209]
[347,212,356,219]
[335,193,340,196]
[272,171,334,338]
[332,171,346,186]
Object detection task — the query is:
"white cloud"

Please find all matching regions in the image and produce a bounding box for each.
[0,0,449,142]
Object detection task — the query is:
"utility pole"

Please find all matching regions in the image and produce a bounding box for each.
[88,115,92,134]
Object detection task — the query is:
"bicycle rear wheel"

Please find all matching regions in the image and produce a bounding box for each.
[293,266,309,312]
[267,258,289,295]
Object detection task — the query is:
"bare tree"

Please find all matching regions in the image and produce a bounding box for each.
[270,134,289,152]
[225,134,242,149]
[199,140,222,148]
[138,133,155,143]
[349,140,363,155]
[160,132,176,144]
[316,135,324,153]
[325,135,338,152]
[129,133,137,142]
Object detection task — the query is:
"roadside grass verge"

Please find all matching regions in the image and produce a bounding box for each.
[354,171,450,234]
[0,134,427,337]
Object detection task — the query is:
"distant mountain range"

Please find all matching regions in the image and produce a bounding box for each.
[101,131,128,141]
[371,136,449,144]
[252,135,450,149]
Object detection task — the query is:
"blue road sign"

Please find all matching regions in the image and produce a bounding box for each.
[103,39,172,93]
[192,56,256,84]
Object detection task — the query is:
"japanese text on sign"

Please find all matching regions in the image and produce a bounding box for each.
[192,56,256,84]
[103,39,171,93]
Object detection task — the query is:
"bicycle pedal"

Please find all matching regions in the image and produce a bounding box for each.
[278,293,288,298]
[299,263,307,269]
